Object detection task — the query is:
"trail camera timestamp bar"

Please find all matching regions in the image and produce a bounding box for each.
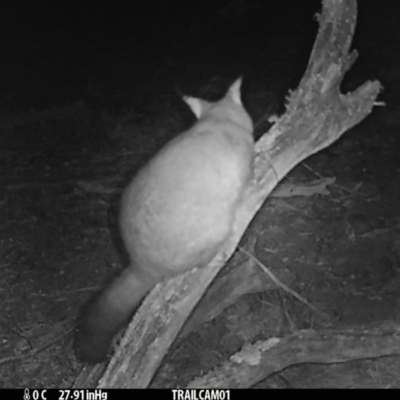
[20,389,233,400]
[23,390,107,400]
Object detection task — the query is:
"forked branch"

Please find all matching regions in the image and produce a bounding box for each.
[74,0,381,388]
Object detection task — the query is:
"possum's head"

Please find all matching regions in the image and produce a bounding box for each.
[183,78,252,132]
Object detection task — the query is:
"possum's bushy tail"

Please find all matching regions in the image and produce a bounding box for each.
[75,268,154,363]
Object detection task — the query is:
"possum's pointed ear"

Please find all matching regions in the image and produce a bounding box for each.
[226,78,243,105]
[183,96,206,119]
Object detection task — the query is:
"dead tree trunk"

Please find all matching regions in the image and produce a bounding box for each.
[73,0,381,388]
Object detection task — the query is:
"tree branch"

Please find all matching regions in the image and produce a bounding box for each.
[188,324,400,388]
[73,0,382,388]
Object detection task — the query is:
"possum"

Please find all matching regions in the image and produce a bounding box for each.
[75,78,254,363]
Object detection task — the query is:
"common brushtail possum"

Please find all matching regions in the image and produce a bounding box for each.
[75,78,254,363]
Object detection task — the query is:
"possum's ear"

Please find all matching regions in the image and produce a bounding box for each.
[226,77,243,105]
[183,77,243,119]
[183,96,210,119]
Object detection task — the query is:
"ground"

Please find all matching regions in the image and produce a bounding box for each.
[1,9,400,389]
